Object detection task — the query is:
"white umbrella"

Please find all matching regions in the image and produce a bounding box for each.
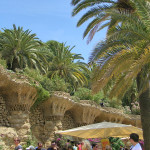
[56,122,143,139]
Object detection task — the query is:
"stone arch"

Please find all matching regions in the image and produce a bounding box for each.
[62,110,77,130]
[94,111,110,123]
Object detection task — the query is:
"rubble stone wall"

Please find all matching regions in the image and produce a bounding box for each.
[62,111,77,130]
[0,96,10,127]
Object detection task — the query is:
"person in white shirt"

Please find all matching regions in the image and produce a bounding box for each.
[129,133,142,150]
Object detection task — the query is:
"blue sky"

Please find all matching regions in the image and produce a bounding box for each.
[0,0,107,62]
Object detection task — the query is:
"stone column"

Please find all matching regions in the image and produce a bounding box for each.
[5,86,37,141]
[8,109,30,140]
[0,96,10,127]
[39,94,74,147]
[43,116,63,147]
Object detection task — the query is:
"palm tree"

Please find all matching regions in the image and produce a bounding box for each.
[90,0,150,148]
[71,0,134,43]
[0,24,46,72]
[46,41,89,90]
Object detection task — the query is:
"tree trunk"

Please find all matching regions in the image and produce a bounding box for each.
[11,57,20,71]
[137,74,150,150]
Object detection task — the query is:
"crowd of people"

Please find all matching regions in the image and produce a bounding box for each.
[14,133,143,150]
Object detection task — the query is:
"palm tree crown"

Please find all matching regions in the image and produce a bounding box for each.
[71,0,134,43]
[89,0,150,148]
[90,0,150,96]
[0,24,44,71]
[46,41,89,89]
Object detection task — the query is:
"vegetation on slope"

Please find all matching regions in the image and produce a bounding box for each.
[0,24,140,115]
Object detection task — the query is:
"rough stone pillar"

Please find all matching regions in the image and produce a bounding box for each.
[4,86,37,140]
[0,96,10,127]
[39,93,74,147]
[43,116,63,147]
[30,108,45,143]
[8,110,30,140]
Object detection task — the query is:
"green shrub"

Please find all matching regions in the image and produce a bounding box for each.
[40,76,69,92]
[0,146,2,150]
[0,59,6,68]
[0,144,3,150]
[74,88,93,100]
[55,134,70,149]
[103,97,122,109]
[131,101,140,115]
[92,91,122,108]
[0,137,3,150]
[93,91,105,104]
[23,69,70,107]
[22,68,50,108]
[23,68,43,83]
[24,69,69,92]
[71,96,80,102]
[22,132,37,149]
[109,137,124,150]
[123,106,131,114]
[32,85,50,108]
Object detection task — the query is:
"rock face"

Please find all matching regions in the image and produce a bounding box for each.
[0,65,141,148]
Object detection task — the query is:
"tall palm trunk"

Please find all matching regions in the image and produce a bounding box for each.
[137,74,150,150]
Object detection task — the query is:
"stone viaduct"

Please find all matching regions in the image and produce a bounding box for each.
[0,65,141,148]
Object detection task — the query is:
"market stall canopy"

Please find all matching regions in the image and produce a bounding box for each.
[56,122,143,139]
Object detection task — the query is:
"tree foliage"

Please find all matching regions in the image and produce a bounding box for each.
[71,0,134,43]
[90,0,150,98]
[89,0,150,148]
[46,41,89,90]
[0,25,47,72]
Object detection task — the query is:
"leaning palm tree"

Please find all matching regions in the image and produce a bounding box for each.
[90,0,150,148]
[46,41,89,90]
[71,0,134,43]
[0,24,46,72]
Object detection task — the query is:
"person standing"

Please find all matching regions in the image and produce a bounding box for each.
[14,137,22,150]
[92,144,98,150]
[78,142,82,150]
[35,142,45,150]
[47,141,58,150]
[72,142,78,150]
[129,133,142,150]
